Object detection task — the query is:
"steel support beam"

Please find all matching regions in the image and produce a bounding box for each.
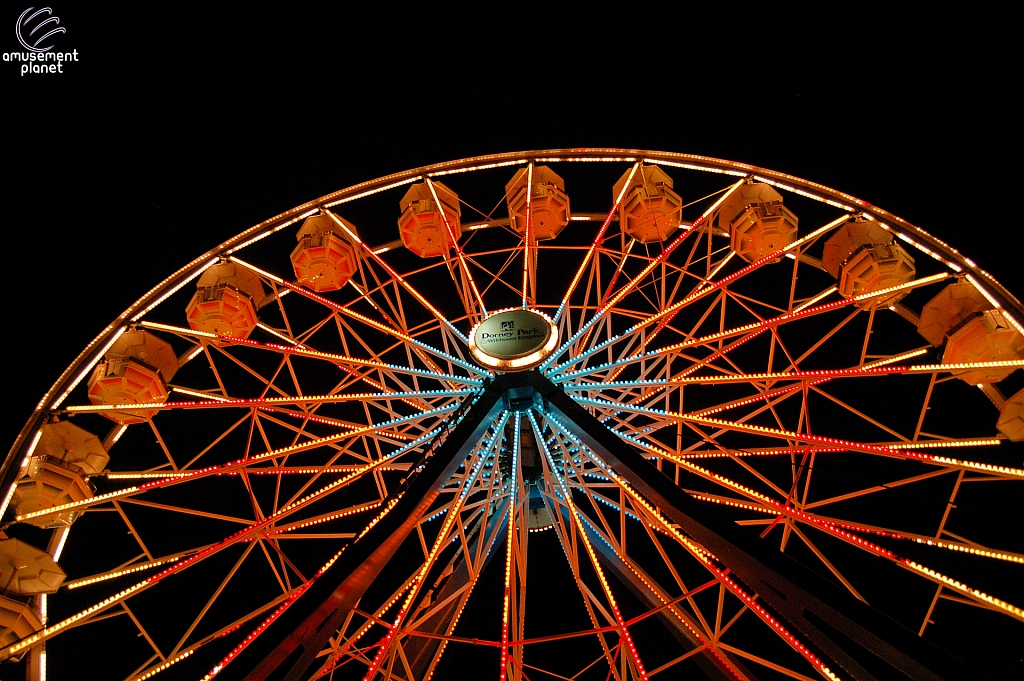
[403,495,510,678]
[561,503,755,681]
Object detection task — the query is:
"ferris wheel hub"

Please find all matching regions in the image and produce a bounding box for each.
[469,308,558,372]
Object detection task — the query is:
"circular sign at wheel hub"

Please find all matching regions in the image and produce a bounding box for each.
[469,308,558,371]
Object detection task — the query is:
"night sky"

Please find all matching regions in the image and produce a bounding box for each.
[3,6,1021,678]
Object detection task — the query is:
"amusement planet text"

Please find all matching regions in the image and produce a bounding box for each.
[4,50,78,75]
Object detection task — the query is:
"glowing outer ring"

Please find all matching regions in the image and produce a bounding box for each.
[469,308,558,372]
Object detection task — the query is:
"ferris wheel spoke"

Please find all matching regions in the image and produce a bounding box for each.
[420,178,487,323]
[123,589,301,681]
[14,416,443,526]
[669,456,1024,622]
[541,493,630,681]
[166,540,264,658]
[317,209,470,344]
[575,395,1024,482]
[792,506,1024,565]
[552,162,641,327]
[549,422,845,681]
[547,420,728,647]
[358,426,496,681]
[519,164,534,310]
[116,496,255,527]
[543,188,719,376]
[228,256,482,379]
[532,416,650,680]
[550,265,949,386]
[141,322,483,388]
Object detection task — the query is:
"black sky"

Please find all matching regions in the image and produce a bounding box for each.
[2,7,1021,675]
[5,8,1020,447]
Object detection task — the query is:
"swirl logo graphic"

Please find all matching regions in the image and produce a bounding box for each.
[16,7,65,53]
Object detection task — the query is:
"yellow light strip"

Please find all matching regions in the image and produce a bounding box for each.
[907,538,1024,564]
[182,345,205,364]
[680,413,1024,477]
[852,273,949,302]
[224,210,317,256]
[690,252,737,300]
[752,175,856,212]
[266,500,383,535]
[106,465,407,480]
[255,322,306,348]
[65,554,190,589]
[67,390,463,414]
[647,159,749,177]
[17,486,142,521]
[893,231,962,272]
[110,424,128,445]
[888,439,1001,450]
[688,492,1024,565]
[49,326,127,410]
[137,320,478,384]
[132,648,196,680]
[786,215,853,252]
[130,258,218,322]
[904,561,1024,618]
[172,387,230,402]
[678,447,847,459]
[862,348,929,368]
[653,358,1024,386]
[910,359,1024,373]
[428,159,527,176]
[794,286,837,313]
[324,177,421,207]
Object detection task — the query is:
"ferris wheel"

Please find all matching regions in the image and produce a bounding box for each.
[1,149,1022,681]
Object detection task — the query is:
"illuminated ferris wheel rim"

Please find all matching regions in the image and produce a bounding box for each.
[4,147,1023,507]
